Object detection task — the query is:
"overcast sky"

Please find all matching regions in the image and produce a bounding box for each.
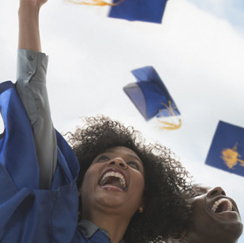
[1,0,244,241]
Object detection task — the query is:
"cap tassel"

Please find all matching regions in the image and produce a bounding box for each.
[67,0,124,6]
[157,101,181,130]
[221,142,244,169]
[158,119,182,130]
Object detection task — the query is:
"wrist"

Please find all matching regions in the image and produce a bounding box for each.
[18,2,41,14]
[18,6,40,22]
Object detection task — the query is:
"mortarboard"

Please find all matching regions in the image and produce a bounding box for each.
[205,121,244,177]
[67,0,167,24]
[108,0,168,23]
[67,0,123,6]
[124,66,181,129]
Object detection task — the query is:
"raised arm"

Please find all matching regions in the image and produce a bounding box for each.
[18,0,47,52]
[16,0,57,189]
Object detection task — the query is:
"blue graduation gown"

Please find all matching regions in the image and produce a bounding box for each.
[0,81,112,243]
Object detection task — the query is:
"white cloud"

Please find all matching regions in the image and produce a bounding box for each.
[1,0,244,241]
[187,0,244,34]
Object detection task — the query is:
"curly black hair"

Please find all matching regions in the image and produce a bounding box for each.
[67,115,194,242]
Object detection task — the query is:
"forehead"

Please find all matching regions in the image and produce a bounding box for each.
[104,146,140,160]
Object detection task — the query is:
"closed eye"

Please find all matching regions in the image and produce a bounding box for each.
[127,161,140,170]
[193,186,210,197]
[194,193,204,197]
[97,155,110,163]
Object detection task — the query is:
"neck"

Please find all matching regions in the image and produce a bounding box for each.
[83,211,131,243]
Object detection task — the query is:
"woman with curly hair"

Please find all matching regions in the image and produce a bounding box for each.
[0,0,193,242]
[68,116,193,243]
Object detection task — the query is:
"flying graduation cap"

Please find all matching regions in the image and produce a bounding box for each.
[67,0,123,6]
[108,0,168,24]
[124,66,181,129]
[68,0,168,24]
[205,121,244,177]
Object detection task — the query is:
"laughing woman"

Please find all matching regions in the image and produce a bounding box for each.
[67,116,193,242]
[0,0,193,242]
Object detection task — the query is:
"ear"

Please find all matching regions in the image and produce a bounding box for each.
[138,206,144,213]
[138,200,145,213]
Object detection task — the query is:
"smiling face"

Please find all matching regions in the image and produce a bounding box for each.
[80,146,145,220]
[185,185,243,243]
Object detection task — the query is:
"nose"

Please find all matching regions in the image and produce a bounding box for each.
[108,158,128,170]
[207,186,226,198]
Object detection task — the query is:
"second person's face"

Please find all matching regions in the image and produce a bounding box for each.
[185,185,243,243]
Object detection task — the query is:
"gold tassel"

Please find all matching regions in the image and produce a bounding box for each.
[157,101,181,130]
[67,0,124,6]
[221,143,244,169]
[158,119,182,130]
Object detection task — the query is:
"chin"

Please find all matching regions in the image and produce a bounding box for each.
[225,222,243,241]
[96,192,126,209]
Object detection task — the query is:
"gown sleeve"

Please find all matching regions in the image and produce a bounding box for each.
[15,49,57,189]
[0,62,80,242]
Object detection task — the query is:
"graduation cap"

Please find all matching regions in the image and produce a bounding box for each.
[205,121,244,177]
[124,66,181,129]
[67,0,123,6]
[67,0,167,24]
[109,0,168,23]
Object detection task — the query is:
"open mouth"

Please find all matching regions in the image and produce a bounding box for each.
[211,198,233,213]
[99,171,127,191]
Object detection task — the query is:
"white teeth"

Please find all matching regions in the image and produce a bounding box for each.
[211,198,232,213]
[99,171,127,189]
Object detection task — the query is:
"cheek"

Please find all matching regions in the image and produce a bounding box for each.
[138,171,145,190]
[189,201,210,232]
[131,173,145,198]
[80,175,90,202]
[80,166,98,197]
[138,176,145,193]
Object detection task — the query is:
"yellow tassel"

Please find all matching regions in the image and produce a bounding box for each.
[67,0,124,6]
[157,101,181,130]
[221,143,244,169]
[158,101,176,116]
[158,118,182,130]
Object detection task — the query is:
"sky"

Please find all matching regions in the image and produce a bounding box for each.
[188,0,244,34]
[0,0,244,241]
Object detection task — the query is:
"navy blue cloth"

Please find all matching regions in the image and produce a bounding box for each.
[205,120,244,177]
[0,81,114,242]
[123,66,180,120]
[108,0,168,24]
[0,81,81,243]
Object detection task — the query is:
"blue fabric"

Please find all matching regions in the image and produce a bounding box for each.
[123,66,180,120]
[0,81,81,243]
[108,0,168,24]
[0,81,39,190]
[205,120,244,177]
[72,227,111,242]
